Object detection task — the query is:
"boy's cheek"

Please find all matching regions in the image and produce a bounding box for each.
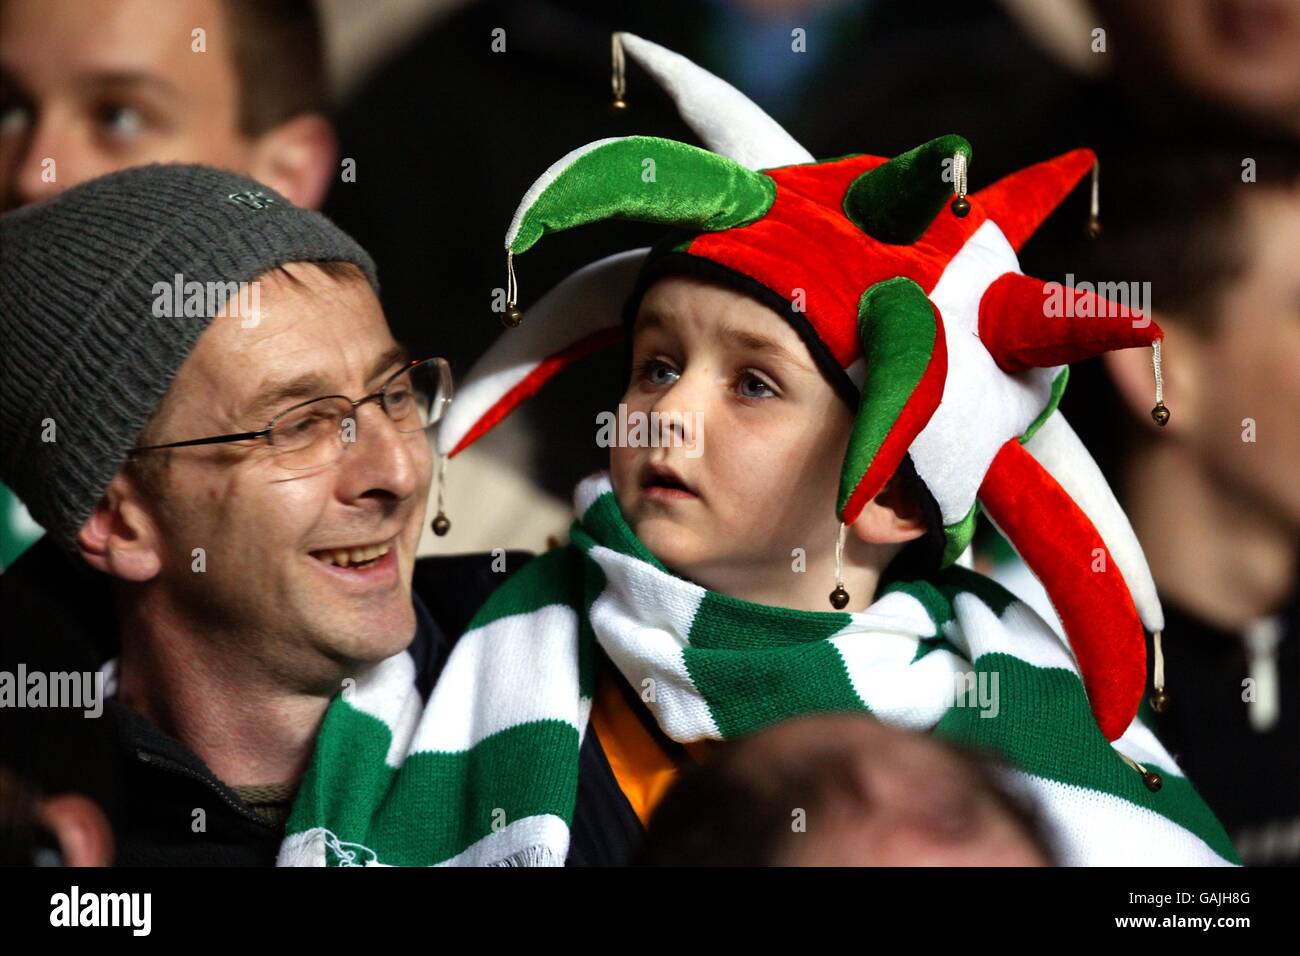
[608,444,641,506]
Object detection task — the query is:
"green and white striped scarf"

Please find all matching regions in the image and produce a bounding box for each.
[278,472,1239,867]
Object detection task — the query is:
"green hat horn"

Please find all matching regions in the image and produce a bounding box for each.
[843,134,973,244]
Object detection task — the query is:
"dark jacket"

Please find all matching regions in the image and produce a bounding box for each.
[0,537,642,865]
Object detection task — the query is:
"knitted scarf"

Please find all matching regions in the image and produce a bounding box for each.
[278,473,1238,867]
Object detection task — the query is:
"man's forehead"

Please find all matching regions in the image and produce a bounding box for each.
[175,267,399,418]
[0,0,228,79]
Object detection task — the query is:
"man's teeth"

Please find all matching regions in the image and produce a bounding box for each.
[316,542,391,567]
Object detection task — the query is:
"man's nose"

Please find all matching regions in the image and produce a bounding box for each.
[8,116,77,207]
[332,402,426,504]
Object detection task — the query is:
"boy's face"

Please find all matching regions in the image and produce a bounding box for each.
[612,275,853,593]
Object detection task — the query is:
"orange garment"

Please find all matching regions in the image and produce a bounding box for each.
[588,664,716,826]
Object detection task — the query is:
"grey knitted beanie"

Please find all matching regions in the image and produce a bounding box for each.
[0,163,380,552]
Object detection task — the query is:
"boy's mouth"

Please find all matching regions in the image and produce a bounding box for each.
[641,464,699,501]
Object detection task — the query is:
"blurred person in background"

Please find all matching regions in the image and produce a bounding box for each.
[0,631,121,867]
[1059,143,1300,865]
[1089,0,1300,140]
[638,713,1055,866]
[0,0,337,568]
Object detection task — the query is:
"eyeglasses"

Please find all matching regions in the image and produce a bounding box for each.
[129,357,453,471]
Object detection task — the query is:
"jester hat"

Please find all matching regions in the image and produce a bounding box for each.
[439,33,1169,744]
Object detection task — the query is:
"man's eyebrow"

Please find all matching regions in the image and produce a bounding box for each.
[72,71,181,104]
[245,372,334,422]
[367,345,411,384]
[244,346,413,422]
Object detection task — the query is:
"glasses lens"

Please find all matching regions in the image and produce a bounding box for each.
[384,358,450,432]
[269,396,352,469]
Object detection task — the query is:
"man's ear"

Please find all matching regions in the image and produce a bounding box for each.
[1103,316,1199,436]
[39,793,115,867]
[848,474,929,546]
[246,113,337,211]
[76,471,163,581]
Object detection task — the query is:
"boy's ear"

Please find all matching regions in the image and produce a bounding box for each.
[847,473,929,546]
[77,471,163,582]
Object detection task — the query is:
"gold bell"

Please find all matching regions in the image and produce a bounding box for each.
[610,33,627,111]
[1141,769,1163,792]
[431,512,451,536]
[1149,687,1170,713]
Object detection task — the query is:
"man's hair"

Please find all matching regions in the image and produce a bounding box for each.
[220,0,330,137]
[1068,141,1300,334]
[125,259,368,495]
[636,717,1055,866]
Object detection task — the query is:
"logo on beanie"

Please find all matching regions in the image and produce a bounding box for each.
[227,190,275,210]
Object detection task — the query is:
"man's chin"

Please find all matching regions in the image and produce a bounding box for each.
[316,600,417,666]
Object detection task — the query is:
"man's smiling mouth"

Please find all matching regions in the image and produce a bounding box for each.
[309,538,393,570]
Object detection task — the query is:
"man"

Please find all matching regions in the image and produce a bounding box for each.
[0,0,335,212]
[638,713,1056,866]
[0,163,521,864]
[1062,145,1300,865]
[0,0,337,567]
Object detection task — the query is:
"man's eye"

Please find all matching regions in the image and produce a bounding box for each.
[0,101,31,136]
[638,359,679,387]
[736,372,775,399]
[96,103,145,139]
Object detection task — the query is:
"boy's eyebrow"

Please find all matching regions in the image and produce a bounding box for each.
[716,321,814,372]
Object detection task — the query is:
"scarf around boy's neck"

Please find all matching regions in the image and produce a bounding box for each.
[277,472,1238,867]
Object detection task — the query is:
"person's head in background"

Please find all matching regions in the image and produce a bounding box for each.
[1090,0,1300,138]
[0,0,334,212]
[0,631,121,867]
[637,712,1054,866]
[1064,143,1300,630]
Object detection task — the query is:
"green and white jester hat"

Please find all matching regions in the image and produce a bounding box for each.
[437,33,1172,744]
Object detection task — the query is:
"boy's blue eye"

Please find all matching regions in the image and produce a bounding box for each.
[737,372,775,399]
[640,359,679,387]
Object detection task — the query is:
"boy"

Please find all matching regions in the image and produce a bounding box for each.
[278,34,1238,867]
